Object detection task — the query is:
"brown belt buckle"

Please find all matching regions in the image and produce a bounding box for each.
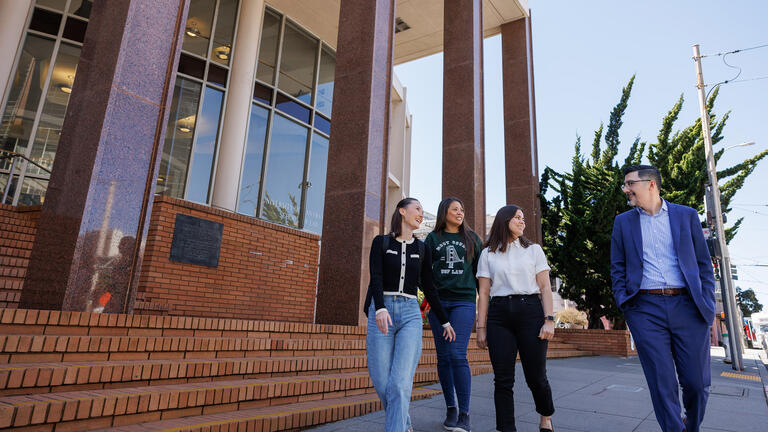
[661,287,675,296]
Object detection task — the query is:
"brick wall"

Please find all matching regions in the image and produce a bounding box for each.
[0,204,40,309]
[136,196,321,322]
[554,328,636,356]
[0,198,322,322]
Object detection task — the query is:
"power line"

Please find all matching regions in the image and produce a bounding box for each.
[728,75,768,84]
[701,43,768,58]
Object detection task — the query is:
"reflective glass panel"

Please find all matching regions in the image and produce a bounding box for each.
[256,10,280,84]
[36,0,67,11]
[0,35,55,169]
[182,0,215,57]
[314,114,330,136]
[29,8,62,36]
[62,17,88,43]
[303,133,328,233]
[277,22,316,104]
[237,104,269,216]
[275,93,310,124]
[28,43,81,176]
[157,77,202,198]
[186,86,223,203]
[67,0,93,19]
[261,114,307,227]
[316,46,335,117]
[211,0,237,66]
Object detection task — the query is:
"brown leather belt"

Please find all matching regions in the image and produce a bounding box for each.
[640,288,685,296]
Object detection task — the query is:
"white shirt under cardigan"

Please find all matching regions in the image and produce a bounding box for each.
[476,239,551,297]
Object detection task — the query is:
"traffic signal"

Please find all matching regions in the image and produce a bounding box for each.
[731,264,738,280]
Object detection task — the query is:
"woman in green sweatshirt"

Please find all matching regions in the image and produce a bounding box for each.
[425,197,483,432]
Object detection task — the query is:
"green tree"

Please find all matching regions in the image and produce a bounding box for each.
[540,77,768,328]
[736,287,763,317]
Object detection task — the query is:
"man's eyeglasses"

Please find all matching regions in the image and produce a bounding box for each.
[620,179,651,190]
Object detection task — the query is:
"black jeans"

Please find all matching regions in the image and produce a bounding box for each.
[487,294,555,432]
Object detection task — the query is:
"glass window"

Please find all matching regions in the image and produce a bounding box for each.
[261,114,307,227]
[186,86,223,203]
[183,0,215,58]
[314,114,330,136]
[27,43,81,176]
[157,78,202,198]
[256,10,280,84]
[316,46,335,117]
[275,93,310,124]
[304,133,328,233]
[68,0,93,19]
[29,8,62,36]
[277,22,317,104]
[36,0,67,11]
[211,0,237,66]
[237,104,269,216]
[0,35,56,165]
[62,17,88,43]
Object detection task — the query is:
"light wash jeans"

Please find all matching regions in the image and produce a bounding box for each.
[367,296,423,432]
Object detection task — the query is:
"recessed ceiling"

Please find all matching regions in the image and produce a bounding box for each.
[264,0,528,64]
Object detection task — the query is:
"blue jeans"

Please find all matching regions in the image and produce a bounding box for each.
[428,299,475,413]
[367,296,423,432]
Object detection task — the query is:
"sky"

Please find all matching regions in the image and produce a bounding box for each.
[394,0,768,305]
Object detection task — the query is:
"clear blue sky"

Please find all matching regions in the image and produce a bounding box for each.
[395,0,768,305]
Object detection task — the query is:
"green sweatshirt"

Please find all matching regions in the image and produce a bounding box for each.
[424,230,483,302]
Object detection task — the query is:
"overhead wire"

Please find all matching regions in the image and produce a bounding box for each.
[699,42,768,98]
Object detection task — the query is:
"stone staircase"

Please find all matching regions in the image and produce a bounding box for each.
[0,308,592,431]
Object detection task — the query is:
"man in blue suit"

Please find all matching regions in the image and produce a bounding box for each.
[611,165,716,432]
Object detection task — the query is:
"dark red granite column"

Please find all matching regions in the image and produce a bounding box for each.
[19,0,188,313]
[314,0,395,326]
[443,0,486,236]
[501,17,542,243]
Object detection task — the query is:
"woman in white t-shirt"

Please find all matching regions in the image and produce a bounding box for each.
[476,204,555,432]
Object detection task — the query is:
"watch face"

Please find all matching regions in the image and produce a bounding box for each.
[545,315,555,321]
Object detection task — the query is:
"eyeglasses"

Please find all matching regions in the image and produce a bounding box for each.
[512,215,525,223]
[620,179,651,190]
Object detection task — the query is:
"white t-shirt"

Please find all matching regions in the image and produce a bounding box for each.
[476,239,551,297]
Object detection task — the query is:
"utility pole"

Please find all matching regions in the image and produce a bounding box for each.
[693,44,744,371]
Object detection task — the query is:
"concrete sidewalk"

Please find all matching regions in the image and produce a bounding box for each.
[307,348,768,432]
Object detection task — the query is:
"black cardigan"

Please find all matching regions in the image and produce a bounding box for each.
[366,235,450,325]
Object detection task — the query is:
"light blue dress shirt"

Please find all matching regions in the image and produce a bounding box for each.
[637,199,687,290]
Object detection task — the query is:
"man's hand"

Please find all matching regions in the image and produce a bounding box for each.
[476,327,487,349]
[375,310,392,334]
[538,321,555,340]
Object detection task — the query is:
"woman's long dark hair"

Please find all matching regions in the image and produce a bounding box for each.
[433,197,478,262]
[484,204,533,253]
[389,197,419,238]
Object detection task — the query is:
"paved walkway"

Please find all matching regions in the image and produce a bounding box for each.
[307,348,768,432]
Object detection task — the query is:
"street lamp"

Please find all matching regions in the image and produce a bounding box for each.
[722,141,755,152]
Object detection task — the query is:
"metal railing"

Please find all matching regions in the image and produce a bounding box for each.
[1,150,52,206]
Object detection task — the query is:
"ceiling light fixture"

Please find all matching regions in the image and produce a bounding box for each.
[185,21,200,37]
[58,84,72,94]
[178,126,191,133]
[214,44,231,60]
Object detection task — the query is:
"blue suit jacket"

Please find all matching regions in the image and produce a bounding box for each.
[610,202,716,323]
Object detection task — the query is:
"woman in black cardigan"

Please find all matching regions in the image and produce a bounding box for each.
[364,197,455,432]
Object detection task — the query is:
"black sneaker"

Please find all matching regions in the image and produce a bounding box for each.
[443,406,458,430]
[455,412,471,432]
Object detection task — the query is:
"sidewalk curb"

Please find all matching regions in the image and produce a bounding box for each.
[755,349,768,406]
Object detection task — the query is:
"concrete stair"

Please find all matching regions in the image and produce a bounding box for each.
[0,308,592,431]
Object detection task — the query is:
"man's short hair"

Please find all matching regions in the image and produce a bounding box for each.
[623,164,662,188]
